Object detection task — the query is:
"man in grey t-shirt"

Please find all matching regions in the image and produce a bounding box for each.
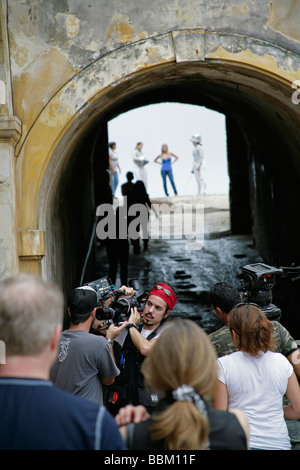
[50,286,119,405]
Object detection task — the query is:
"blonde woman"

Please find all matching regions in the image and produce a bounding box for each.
[214,303,300,450]
[154,144,178,196]
[116,319,248,450]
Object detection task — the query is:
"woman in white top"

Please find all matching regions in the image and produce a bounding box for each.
[190,134,206,195]
[132,142,148,189]
[214,303,300,450]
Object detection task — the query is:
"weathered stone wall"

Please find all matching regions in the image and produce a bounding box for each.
[7,1,300,155]
[0,2,21,277]
[1,0,300,294]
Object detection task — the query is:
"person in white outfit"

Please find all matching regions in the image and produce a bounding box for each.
[132,142,148,189]
[214,303,300,450]
[190,134,206,195]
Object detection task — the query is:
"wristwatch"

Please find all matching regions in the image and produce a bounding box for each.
[126,322,138,330]
[107,338,114,344]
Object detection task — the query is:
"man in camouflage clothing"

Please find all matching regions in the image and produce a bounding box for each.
[208,281,300,449]
[209,282,300,366]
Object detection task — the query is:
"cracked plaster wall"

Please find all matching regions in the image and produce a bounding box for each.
[2,0,300,286]
[7,0,300,154]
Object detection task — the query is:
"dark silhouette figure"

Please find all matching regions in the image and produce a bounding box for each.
[97,174,128,286]
[121,171,135,197]
[104,206,129,286]
[128,180,151,254]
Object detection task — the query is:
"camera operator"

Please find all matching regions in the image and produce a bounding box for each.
[50,286,120,405]
[104,282,177,416]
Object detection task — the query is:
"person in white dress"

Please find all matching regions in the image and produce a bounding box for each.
[132,142,148,189]
[190,134,206,195]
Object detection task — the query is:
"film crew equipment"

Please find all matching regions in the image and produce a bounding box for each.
[87,276,115,302]
[241,263,300,321]
[86,276,148,324]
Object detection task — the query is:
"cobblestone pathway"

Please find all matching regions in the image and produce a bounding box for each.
[95,194,261,334]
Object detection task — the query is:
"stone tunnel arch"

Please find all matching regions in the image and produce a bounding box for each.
[16,31,300,335]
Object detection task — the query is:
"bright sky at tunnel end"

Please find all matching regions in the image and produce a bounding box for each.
[108,102,229,199]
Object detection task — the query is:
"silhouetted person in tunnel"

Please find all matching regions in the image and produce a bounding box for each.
[98,169,113,205]
[96,177,129,286]
[121,171,135,198]
[105,206,130,286]
[97,180,151,284]
[128,180,152,254]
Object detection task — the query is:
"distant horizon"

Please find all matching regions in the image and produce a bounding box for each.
[108,102,229,199]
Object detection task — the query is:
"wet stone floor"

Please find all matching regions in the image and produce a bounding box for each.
[95,194,262,334]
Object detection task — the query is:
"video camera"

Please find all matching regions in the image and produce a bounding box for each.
[86,276,148,325]
[240,262,300,321]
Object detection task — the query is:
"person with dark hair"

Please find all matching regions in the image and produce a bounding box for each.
[209,281,300,449]
[208,282,300,373]
[50,286,119,405]
[214,303,300,450]
[209,281,241,315]
[121,171,135,197]
[115,319,249,450]
[109,141,121,196]
[208,282,242,356]
[105,282,177,415]
[104,205,130,286]
[0,274,126,450]
[128,180,152,254]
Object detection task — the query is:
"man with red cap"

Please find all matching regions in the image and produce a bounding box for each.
[105,282,177,415]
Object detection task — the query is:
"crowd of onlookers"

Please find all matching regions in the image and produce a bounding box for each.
[0,273,299,450]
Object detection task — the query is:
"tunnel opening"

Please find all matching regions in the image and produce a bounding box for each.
[42,61,300,337]
[107,102,229,199]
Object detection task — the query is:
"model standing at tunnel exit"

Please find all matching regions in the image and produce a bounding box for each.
[132,142,148,189]
[154,144,179,197]
[190,134,206,195]
[109,142,121,196]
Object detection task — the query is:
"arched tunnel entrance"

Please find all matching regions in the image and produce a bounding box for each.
[38,60,300,338]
